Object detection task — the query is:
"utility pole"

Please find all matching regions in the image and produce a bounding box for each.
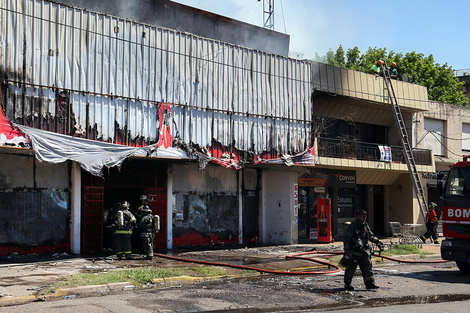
[260,0,274,30]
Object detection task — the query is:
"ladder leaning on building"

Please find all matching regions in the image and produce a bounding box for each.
[382,61,428,219]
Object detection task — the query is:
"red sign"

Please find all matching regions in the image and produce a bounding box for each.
[317,198,333,243]
[1,104,30,147]
[157,103,172,149]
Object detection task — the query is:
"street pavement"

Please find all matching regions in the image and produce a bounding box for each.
[0,239,444,308]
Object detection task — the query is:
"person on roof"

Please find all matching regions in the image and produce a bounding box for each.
[388,62,398,79]
[370,60,384,77]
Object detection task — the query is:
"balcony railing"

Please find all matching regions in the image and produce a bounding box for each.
[317,137,432,166]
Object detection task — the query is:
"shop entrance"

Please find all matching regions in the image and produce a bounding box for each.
[81,159,167,254]
[298,187,319,241]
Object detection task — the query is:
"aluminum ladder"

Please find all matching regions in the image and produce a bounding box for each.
[382,61,428,219]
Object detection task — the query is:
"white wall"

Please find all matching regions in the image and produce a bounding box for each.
[261,170,298,245]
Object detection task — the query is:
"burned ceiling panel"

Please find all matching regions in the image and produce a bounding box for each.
[1,0,312,157]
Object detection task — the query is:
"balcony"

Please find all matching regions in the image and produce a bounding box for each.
[317,137,433,166]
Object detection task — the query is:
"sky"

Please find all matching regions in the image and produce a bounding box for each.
[171,0,469,72]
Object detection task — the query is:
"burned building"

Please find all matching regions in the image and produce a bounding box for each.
[0,0,311,255]
[1,0,436,256]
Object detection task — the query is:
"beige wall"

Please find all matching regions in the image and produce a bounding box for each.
[311,61,429,111]
[387,174,420,227]
[417,101,470,164]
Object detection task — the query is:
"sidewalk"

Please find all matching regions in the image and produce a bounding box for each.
[0,240,443,307]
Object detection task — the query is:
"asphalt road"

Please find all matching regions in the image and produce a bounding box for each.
[0,245,469,313]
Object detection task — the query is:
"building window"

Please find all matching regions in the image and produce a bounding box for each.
[463,123,470,152]
[423,118,445,156]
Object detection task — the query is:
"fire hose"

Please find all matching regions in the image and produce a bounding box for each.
[153,249,450,276]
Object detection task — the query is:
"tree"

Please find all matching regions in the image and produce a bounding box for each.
[315,46,468,106]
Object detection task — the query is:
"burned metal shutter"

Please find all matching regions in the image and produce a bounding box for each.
[145,187,167,249]
[82,186,104,253]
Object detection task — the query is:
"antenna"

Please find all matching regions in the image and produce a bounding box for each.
[261,0,274,30]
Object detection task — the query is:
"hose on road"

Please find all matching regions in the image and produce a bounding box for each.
[153,249,450,276]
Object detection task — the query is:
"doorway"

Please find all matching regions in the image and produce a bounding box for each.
[298,187,318,241]
[81,159,167,254]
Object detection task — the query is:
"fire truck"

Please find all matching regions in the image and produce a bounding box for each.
[440,156,470,272]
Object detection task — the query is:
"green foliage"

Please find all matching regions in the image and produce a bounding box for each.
[40,266,232,294]
[315,46,469,106]
[382,244,431,258]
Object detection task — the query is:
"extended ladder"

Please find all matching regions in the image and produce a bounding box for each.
[382,61,428,219]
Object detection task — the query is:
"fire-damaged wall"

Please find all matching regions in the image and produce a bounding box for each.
[0,0,312,158]
[172,163,258,246]
[56,0,290,57]
[0,152,70,255]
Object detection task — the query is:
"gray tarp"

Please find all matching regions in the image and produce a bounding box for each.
[14,124,189,176]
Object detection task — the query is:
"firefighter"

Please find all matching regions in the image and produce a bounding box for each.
[136,195,151,220]
[421,202,439,244]
[389,62,398,79]
[103,200,121,254]
[137,205,156,260]
[112,201,136,260]
[370,60,384,77]
[343,209,384,291]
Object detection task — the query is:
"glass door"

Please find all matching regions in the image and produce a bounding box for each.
[298,187,318,240]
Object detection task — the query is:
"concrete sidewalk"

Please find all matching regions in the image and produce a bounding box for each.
[0,241,443,307]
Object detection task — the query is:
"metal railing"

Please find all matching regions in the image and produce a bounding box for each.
[317,137,432,165]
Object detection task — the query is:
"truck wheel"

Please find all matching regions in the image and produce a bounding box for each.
[456,261,470,273]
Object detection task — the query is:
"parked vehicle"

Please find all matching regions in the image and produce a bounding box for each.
[440,156,470,272]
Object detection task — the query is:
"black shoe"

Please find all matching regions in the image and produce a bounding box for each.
[421,236,426,243]
[366,284,380,289]
[434,240,439,244]
[145,256,153,260]
[344,284,354,291]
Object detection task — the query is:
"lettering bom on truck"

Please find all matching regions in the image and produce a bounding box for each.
[447,208,470,219]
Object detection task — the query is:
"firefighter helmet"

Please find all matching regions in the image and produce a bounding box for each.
[391,62,397,67]
[140,195,148,201]
[141,206,152,213]
[121,201,130,210]
[429,202,437,209]
[377,60,383,66]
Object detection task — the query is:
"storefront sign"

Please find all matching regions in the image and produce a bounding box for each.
[314,187,326,193]
[293,183,299,217]
[299,169,356,188]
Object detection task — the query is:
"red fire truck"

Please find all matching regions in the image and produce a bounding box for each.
[440,156,470,272]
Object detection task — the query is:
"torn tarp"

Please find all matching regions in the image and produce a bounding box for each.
[255,148,315,166]
[12,124,314,176]
[15,124,140,176]
[13,124,191,176]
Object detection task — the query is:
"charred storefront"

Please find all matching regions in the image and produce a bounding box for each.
[0,0,313,255]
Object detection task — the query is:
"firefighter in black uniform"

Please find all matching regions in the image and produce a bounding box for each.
[112,201,136,260]
[103,200,121,254]
[137,206,156,260]
[343,209,384,291]
[136,195,151,220]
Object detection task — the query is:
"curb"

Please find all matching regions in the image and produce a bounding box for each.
[0,272,261,307]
